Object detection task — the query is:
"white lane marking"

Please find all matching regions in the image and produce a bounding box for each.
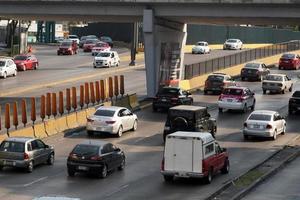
[9,176,48,188]
[105,184,129,197]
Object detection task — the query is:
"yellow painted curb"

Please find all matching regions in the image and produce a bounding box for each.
[103,101,112,107]
[86,107,96,118]
[56,116,68,132]
[66,113,78,129]
[33,123,48,139]
[0,134,8,142]
[77,110,87,126]
[9,126,35,138]
[44,118,58,136]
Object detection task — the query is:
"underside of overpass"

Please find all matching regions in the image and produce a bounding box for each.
[1,0,300,96]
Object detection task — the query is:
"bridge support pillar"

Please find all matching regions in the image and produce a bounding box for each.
[143,9,187,97]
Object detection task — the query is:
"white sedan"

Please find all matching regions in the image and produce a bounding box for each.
[86,106,138,137]
[192,41,210,54]
[223,39,243,50]
[93,51,120,68]
[243,110,286,140]
[262,74,293,94]
[0,58,17,79]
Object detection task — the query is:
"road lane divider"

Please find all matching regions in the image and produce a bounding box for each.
[33,123,48,139]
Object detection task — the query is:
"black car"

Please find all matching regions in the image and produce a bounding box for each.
[163,105,217,141]
[67,140,125,178]
[241,62,270,81]
[289,91,300,114]
[152,87,193,112]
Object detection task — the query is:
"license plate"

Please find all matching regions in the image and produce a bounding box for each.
[284,61,289,63]
[227,99,233,102]
[270,83,275,86]
[253,125,260,129]
[161,99,167,102]
[78,166,88,171]
[4,160,15,166]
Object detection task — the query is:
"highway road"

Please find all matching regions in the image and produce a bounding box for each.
[0,63,299,199]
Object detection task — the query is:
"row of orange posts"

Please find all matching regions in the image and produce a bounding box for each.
[0,75,125,134]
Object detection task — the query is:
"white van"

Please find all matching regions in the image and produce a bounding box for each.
[161,131,229,183]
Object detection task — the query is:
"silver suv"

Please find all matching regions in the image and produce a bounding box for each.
[0,137,54,173]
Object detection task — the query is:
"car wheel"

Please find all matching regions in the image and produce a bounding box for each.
[108,63,111,68]
[100,165,108,178]
[221,159,230,174]
[282,124,286,135]
[131,120,138,131]
[152,105,158,112]
[164,175,174,182]
[116,61,120,67]
[244,135,249,140]
[117,126,123,137]
[204,90,208,95]
[282,89,285,94]
[251,100,255,110]
[68,168,75,177]
[13,70,17,76]
[87,130,94,136]
[190,99,193,105]
[273,130,277,140]
[210,127,216,138]
[241,77,245,81]
[218,108,223,113]
[118,157,125,170]
[23,65,26,71]
[47,153,54,165]
[27,161,33,173]
[34,63,38,70]
[289,85,293,92]
[263,90,267,94]
[243,104,248,113]
[3,72,7,79]
[289,108,294,115]
[205,168,213,184]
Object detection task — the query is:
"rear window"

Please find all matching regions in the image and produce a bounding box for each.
[207,75,224,81]
[0,141,25,153]
[196,42,205,46]
[14,56,27,60]
[169,110,194,121]
[86,40,97,44]
[223,88,243,95]
[0,61,5,67]
[97,52,110,57]
[158,88,179,95]
[265,75,283,81]
[68,35,78,39]
[61,42,71,47]
[227,39,238,43]
[292,91,300,97]
[72,144,99,155]
[94,109,115,117]
[249,114,272,121]
[245,63,260,69]
[281,54,295,59]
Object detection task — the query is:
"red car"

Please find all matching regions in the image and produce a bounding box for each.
[83,39,99,52]
[57,41,78,55]
[91,42,111,56]
[279,53,300,70]
[13,54,38,71]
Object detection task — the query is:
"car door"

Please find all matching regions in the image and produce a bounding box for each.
[36,139,50,163]
[111,144,123,168]
[273,113,282,133]
[7,60,14,75]
[246,89,255,107]
[262,64,269,76]
[285,76,292,89]
[101,144,114,170]
[214,143,225,170]
[30,140,43,165]
[110,53,116,66]
[118,109,130,131]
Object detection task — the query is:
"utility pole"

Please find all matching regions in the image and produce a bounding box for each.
[129,22,139,66]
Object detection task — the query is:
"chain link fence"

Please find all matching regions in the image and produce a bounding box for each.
[184,40,300,79]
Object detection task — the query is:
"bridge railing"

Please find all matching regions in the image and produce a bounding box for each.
[184,40,300,79]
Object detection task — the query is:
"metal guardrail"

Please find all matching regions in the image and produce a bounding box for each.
[184,40,300,79]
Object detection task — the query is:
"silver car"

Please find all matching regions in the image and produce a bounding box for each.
[86,106,138,137]
[0,137,54,172]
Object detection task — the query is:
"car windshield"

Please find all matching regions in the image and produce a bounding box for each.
[292,91,300,97]
[87,35,98,40]
[223,88,243,95]
[80,36,87,40]
[95,43,106,47]
[281,54,295,59]
[265,75,283,81]
[14,56,27,60]
[249,114,272,121]
[101,37,112,42]
[72,144,99,155]
[86,40,97,44]
[61,42,71,47]
[68,35,78,39]
[158,88,179,95]
[196,42,205,46]
[97,52,111,57]
[0,61,6,67]
[94,109,115,117]
[207,75,224,81]
[227,39,238,43]
[245,63,260,69]
[0,141,25,153]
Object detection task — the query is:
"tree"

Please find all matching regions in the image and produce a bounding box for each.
[5,20,18,48]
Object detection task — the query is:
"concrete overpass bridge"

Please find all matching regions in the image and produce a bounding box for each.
[1,0,300,96]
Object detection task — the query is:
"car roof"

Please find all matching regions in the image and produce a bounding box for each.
[250,110,277,115]
[224,86,247,90]
[245,62,263,65]
[267,73,285,77]
[4,137,34,143]
[196,41,207,43]
[168,131,215,144]
[0,58,11,61]
[78,140,109,147]
[170,105,206,111]
[209,72,228,77]
[96,106,126,112]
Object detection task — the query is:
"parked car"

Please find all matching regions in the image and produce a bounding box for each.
[79,35,98,48]
[83,39,99,52]
[243,110,286,140]
[262,74,293,94]
[223,39,243,50]
[279,53,300,70]
[91,42,111,56]
[55,36,65,43]
[57,41,78,55]
[86,106,138,137]
[152,87,193,111]
[218,86,256,113]
[0,58,17,79]
[289,91,300,114]
[204,73,236,94]
[93,51,120,68]
[161,131,229,183]
[0,137,54,172]
[192,41,210,54]
[241,62,270,81]
[67,140,125,178]
[100,36,113,47]
[67,35,80,44]
[163,105,217,141]
[13,54,39,71]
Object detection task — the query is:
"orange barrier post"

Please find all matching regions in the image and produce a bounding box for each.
[72,87,77,111]
[120,75,125,96]
[46,93,51,119]
[66,88,71,113]
[108,77,113,99]
[114,75,119,98]
[90,82,95,105]
[12,102,18,130]
[59,91,64,116]
[100,80,105,102]
[31,97,36,124]
[80,85,84,109]
[95,81,100,104]
[21,99,27,127]
[85,82,90,107]
[52,93,57,117]
[5,103,10,135]
[40,95,46,121]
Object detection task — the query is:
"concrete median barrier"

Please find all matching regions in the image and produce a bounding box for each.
[86,107,96,118]
[66,113,78,129]
[113,95,131,109]
[9,126,35,138]
[44,118,58,136]
[0,134,8,142]
[77,110,87,126]
[129,93,140,111]
[33,123,48,139]
[56,116,68,132]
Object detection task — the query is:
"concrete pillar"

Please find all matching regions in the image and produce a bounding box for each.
[143,9,187,97]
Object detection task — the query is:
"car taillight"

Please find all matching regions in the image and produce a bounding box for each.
[68,48,72,50]
[241,69,245,73]
[171,97,178,101]
[205,80,209,87]
[266,124,272,129]
[90,155,102,161]
[24,153,29,160]
[161,158,165,171]
[243,122,247,128]
[87,118,94,123]
[105,121,116,124]
[69,153,78,160]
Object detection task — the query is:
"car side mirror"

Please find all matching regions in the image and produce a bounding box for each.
[44,145,49,148]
